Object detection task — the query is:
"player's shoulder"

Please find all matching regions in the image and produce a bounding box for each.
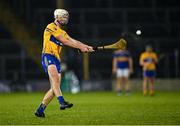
[46,23,67,35]
[46,22,54,28]
[46,23,58,30]
[140,52,148,58]
[140,51,146,55]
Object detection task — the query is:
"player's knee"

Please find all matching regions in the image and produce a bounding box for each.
[52,78,60,85]
[49,73,60,85]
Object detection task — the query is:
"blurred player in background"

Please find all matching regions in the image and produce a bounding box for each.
[112,47,133,96]
[139,45,158,96]
[35,9,94,117]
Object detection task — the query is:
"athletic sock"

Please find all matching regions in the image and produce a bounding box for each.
[57,96,65,105]
[37,103,46,114]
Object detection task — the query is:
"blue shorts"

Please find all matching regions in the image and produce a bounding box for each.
[42,54,61,75]
[143,70,156,78]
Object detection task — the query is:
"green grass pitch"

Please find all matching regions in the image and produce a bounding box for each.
[0,91,180,125]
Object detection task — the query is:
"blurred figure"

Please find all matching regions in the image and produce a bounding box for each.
[139,45,158,96]
[65,71,80,94]
[112,48,133,96]
[61,63,80,94]
[35,9,94,117]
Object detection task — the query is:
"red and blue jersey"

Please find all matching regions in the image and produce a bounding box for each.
[114,50,131,69]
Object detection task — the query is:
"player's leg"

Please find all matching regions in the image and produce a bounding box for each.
[42,89,54,105]
[35,89,54,117]
[124,77,130,95]
[35,79,55,117]
[116,69,123,95]
[48,65,73,110]
[48,65,62,96]
[42,78,55,106]
[146,70,155,96]
[149,77,155,96]
[35,54,56,117]
[143,71,148,95]
[116,77,123,95]
[124,69,130,95]
[143,77,148,95]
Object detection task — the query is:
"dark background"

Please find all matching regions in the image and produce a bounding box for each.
[0,0,180,84]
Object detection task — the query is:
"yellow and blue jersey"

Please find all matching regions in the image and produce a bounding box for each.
[41,22,69,74]
[114,50,131,69]
[140,52,158,71]
[42,22,69,60]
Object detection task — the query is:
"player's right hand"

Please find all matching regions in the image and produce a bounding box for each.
[80,46,90,53]
[86,46,94,52]
[80,45,94,53]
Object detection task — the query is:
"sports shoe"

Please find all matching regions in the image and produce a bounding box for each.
[34,111,45,118]
[60,101,73,110]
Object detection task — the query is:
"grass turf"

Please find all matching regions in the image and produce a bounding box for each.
[0,91,180,125]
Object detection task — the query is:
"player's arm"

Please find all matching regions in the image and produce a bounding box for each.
[48,25,93,52]
[129,57,133,74]
[56,34,93,52]
[68,37,93,51]
[112,56,117,74]
[139,54,144,66]
[154,53,158,64]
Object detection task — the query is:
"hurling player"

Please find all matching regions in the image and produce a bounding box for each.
[112,47,133,96]
[35,9,94,117]
[140,45,158,96]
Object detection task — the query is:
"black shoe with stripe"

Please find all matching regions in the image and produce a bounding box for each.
[34,111,45,118]
[60,101,73,110]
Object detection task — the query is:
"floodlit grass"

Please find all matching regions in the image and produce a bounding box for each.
[0,91,180,125]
